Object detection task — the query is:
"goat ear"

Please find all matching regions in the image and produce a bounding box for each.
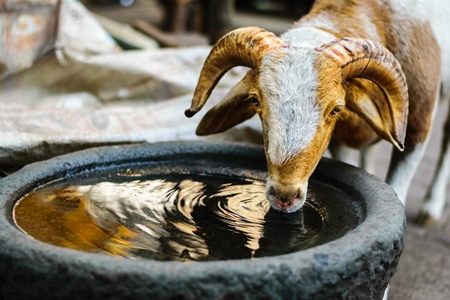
[196,72,256,136]
[345,79,407,151]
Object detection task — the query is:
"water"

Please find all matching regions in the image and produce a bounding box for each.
[13,174,325,261]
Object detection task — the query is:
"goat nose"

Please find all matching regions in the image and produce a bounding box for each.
[268,186,305,212]
[268,186,297,203]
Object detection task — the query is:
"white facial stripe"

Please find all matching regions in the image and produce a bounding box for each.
[284,20,337,45]
[280,25,337,53]
[259,48,321,165]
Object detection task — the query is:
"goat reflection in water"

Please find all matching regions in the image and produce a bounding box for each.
[14,175,323,261]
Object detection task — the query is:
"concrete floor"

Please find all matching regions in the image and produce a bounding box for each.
[6,2,450,298]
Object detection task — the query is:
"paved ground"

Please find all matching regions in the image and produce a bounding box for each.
[357,101,450,299]
[4,2,449,298]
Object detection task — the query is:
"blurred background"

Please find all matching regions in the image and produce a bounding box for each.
[80,0,313,46]
[1,1,449,299]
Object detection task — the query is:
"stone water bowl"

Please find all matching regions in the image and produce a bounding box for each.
[0,142,405,300]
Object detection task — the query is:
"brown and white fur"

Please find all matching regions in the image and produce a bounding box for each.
[186,0,450,225]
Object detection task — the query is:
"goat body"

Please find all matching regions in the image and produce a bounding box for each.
[186,0,450,224]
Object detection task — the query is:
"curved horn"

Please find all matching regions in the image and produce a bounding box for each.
[185,27,286,117]
[317,38,408,151]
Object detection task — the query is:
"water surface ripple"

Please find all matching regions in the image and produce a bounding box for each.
[14,174,324,261]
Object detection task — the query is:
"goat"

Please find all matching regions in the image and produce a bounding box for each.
[185,0,450,225]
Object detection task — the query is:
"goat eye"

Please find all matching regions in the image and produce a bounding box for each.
[249,97,260,107]
[330,106,342,117]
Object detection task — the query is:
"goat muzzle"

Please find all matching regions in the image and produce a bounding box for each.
[266,182,307,213]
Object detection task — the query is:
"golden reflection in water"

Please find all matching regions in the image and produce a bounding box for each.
[14,175,322,261]
[13,186,139,257]
[211,182,270,253]
[86,179,211,260]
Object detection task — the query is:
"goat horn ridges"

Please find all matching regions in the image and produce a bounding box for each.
[318,38,409,150]
[185,27,285,118]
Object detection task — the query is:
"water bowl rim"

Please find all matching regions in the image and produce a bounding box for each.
[0,141,406,299]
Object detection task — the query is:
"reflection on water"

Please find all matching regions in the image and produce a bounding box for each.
[14,174,324,261]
